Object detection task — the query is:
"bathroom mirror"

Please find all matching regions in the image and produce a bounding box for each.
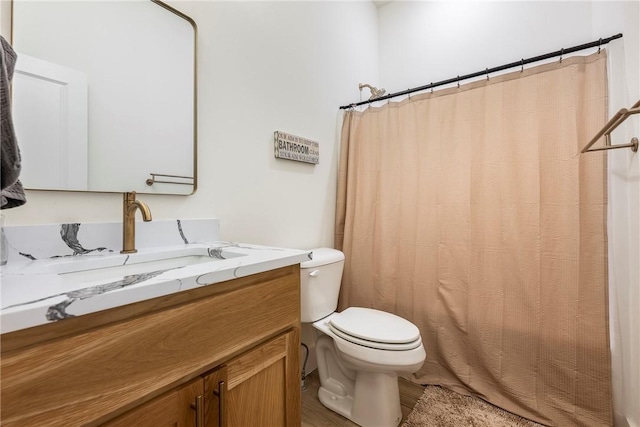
[11,0,197,195]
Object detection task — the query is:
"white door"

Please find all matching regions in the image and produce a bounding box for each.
[12,53,88,190]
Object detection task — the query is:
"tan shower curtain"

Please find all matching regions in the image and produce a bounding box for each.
[335,52,611,426]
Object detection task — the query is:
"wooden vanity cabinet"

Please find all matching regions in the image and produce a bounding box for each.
[104,330,297,427]
[1,265,302,427]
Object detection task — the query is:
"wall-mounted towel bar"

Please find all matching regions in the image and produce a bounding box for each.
[582,99,640,153]
[146,173,194,186]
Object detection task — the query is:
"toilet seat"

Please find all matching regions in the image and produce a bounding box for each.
[328,324,422,351]
[314,311,427,371]
[328,307,422,351]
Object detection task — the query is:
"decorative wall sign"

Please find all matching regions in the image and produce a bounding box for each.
[274,131,319,164]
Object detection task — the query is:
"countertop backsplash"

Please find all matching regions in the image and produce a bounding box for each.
[1,218,220,265]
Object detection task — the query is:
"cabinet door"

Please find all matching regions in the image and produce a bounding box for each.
[225,330,301,427]
[103,377,204,427]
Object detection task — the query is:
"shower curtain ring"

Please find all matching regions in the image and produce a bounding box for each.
[457,76,460,88]
[430,83,433,94]
[486,68,489,81]
[408,89,411,100]
[559,48,564,63]
[598,38,602,53]
[521,59,524,72]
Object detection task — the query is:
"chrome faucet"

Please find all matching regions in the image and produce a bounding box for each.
[121,191,152,254]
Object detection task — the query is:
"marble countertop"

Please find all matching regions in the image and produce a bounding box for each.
[0,242,311,334]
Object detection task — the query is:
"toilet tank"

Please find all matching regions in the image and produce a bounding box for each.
[300,248,345,323]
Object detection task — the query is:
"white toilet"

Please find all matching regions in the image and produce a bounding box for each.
[301,248,426,427]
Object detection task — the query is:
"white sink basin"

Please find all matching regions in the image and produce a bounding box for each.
[47,246,247,286]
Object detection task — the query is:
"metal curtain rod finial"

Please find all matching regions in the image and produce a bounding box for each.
[359,83,387,100]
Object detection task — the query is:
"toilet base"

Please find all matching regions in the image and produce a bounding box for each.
[318,370,403,427]
[313,314,424,427]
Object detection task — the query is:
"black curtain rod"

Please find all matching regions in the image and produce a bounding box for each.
[339,33,623,110]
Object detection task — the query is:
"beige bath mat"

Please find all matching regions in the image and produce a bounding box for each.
[402,386,545,427]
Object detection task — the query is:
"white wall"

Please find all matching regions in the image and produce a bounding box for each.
[171,1,379,248]
[378,2,639,426]
[598,4,640,427]
[1,1,379,252]
[379,1,594,91]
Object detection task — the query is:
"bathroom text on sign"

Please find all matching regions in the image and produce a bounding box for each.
[274,131,319,164]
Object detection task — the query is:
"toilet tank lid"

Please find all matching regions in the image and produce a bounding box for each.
[301,248,345,268]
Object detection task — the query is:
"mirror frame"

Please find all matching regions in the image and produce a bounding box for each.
[10,0,198,195]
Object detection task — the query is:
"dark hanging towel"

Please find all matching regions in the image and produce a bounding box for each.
[1,35,26,209]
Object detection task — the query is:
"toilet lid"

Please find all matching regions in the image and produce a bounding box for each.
[329,307,422,350]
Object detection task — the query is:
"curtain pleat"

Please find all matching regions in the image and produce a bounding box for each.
[335,52,611,427]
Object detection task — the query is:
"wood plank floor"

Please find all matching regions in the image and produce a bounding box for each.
[302,370,425,427]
